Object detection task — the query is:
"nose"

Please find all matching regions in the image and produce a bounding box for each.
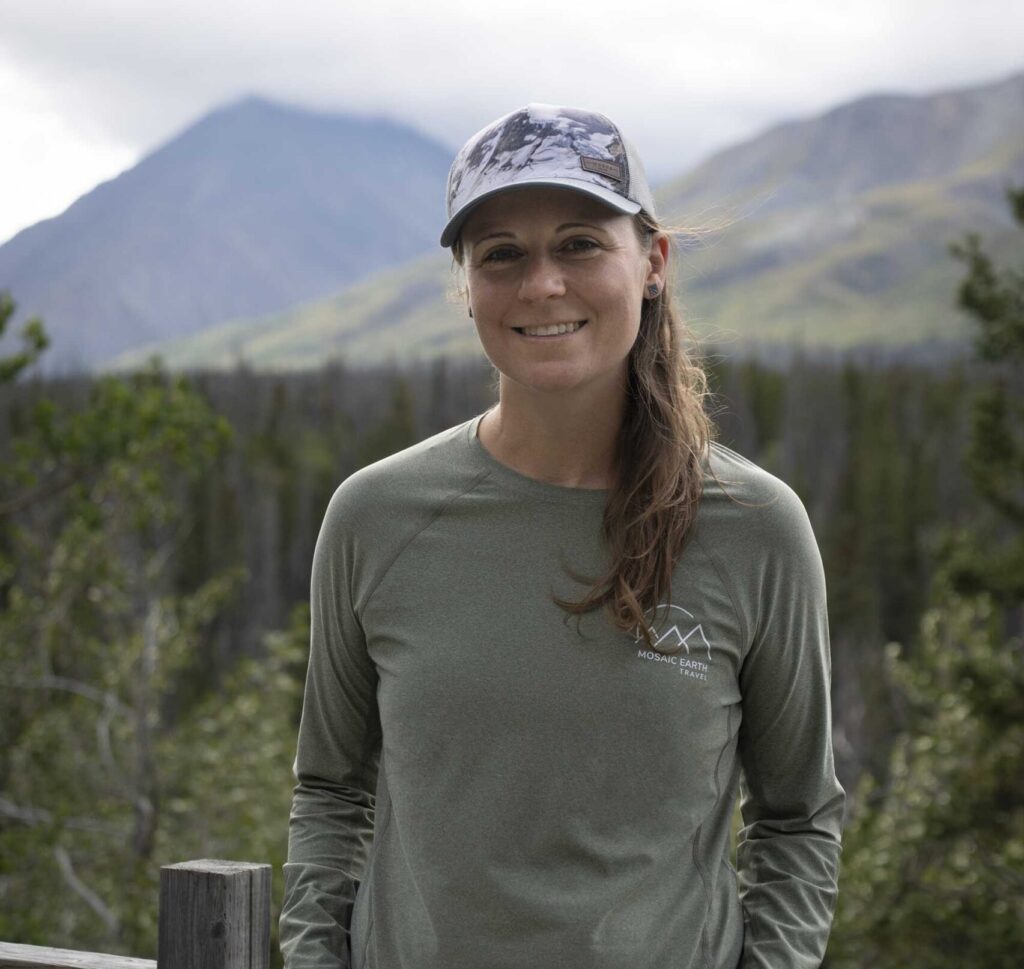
[517,252,566,302]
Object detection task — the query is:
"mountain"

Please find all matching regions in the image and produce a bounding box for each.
[0,94,452,370]
[655,69,1024,346]
[107,70,1024,372]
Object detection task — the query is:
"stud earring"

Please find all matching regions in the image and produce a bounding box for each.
[646,283,660,298]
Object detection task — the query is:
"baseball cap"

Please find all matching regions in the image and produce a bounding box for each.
[439,102,658,248]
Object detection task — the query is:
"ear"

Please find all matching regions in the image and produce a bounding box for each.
[455,271,472,319]
[645,232,670,292]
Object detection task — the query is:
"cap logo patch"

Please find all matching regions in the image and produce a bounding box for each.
[580,155,625,182]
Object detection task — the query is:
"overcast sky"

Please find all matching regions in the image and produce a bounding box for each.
[1,0,1021,245]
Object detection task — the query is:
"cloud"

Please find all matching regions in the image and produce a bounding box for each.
[0,0,1021,241]
[0,59,137,244]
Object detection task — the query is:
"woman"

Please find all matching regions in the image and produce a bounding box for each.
[280,103,845,969]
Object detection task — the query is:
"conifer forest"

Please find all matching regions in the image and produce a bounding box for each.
[1,192,1021,968]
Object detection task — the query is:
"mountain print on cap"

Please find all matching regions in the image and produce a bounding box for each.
[446,104,633,217]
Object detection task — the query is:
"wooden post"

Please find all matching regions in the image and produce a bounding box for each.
[158,860,271,969]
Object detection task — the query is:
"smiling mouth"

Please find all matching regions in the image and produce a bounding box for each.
[513,320,588,337]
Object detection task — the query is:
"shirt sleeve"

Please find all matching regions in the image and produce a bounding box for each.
[734,484,846,969]
[280,483,382,969]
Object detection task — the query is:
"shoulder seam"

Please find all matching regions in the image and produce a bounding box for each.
[693,530,751,659]
[361,468,493,614]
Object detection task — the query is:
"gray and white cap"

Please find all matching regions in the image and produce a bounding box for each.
[439,103,657,248]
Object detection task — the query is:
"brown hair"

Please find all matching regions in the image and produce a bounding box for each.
[450,210,720,653]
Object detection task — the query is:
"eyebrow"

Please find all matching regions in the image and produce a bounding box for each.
[471,222,607,243]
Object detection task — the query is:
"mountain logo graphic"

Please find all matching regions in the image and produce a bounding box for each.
[634,603,712,661]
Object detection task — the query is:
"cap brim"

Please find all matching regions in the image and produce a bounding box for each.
[439,177,642,248]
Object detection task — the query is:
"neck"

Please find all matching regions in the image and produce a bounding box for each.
[479,378,627,489]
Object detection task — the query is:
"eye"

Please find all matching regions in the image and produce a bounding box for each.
[481,246,520,264]
[563,237,600,254]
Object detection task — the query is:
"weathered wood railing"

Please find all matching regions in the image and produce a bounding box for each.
[0,860,271,969]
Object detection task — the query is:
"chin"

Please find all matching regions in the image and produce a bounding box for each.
[499,365,627,400]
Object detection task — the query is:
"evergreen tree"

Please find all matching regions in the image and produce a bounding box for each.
[0,291,48,382]
[357,375,417,465]
[943,189,1024,608]
[0,298,299,967]
[827,188,1024,968]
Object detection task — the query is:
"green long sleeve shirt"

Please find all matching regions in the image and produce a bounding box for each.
[280,413,845,969]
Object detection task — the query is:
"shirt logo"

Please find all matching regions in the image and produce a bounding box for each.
[634,603,712,682]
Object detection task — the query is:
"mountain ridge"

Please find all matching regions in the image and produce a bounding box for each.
[110,69,1024,370]
[3,70,1022,373]
[0,92,454,369]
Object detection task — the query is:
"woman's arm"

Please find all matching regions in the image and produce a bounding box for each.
[280,485,382,969]
[735,483,846,969]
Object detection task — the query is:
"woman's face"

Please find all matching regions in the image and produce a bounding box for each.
[460,186,667,402]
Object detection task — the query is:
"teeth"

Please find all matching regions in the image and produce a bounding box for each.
[519,321,585,337]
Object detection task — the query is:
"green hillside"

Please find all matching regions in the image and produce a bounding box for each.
[112,250,479,372]
[675,177,1024,348]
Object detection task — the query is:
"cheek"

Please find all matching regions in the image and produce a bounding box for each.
[465,275,501,316]
[598,282,643,331]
